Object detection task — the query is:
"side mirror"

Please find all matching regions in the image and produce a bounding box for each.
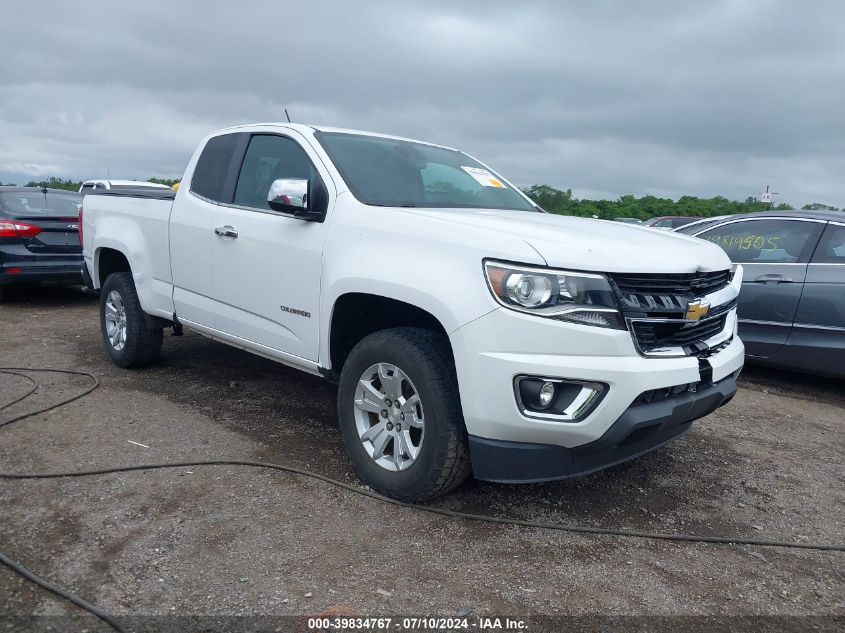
[267,178,328,222]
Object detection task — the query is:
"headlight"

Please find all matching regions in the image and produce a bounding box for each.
[484,260,624,329]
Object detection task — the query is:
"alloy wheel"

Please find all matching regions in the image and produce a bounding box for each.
[104,290,128,351]
[353,362,425,472]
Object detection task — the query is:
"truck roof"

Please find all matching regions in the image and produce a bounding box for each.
[214,122,459,151]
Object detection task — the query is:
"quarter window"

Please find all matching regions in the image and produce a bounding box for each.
[234,135,318,211]
[696,219,822,264]
[190,134,241,203]
[811,224,845,264]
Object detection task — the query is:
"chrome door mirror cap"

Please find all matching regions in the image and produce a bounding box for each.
[268,178,308,212]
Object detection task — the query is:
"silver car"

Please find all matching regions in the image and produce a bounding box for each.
[677,210,845,378]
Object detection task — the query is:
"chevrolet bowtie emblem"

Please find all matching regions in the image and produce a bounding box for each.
[686,300,710,321]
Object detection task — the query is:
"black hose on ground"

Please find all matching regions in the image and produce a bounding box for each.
[0,367,99,429]
[1,367,844,633]
[0,369,38,413]
[0,549,128,633]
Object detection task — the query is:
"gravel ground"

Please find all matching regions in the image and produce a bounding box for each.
[0,285,843,632]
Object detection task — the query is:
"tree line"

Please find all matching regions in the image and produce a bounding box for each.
[1,177,839,216]
[521,185,841,218]
[0,176,181,190]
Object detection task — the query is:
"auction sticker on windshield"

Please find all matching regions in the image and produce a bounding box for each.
[461,166,506,188]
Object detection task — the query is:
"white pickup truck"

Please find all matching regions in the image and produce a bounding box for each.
[81,123,744,500]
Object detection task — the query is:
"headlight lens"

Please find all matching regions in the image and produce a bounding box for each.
[485,261,624,329]
[505,273,555,307]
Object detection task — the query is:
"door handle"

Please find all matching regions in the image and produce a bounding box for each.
[214,225,238,238]
[753,273,793,283]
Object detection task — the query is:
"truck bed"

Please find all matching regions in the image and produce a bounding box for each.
[81,188,177,321]
[85,188,176,200]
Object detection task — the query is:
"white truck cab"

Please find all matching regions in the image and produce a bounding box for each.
[81,123,744,500]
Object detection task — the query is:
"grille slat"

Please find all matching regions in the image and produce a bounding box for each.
[631,311,729,352]
[612,270,731,298]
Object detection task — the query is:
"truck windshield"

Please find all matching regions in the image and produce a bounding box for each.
[315,132,537,211]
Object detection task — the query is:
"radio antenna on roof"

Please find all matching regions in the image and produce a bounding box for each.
[284,108,291,123]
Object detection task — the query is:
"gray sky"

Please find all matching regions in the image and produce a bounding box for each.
[1,0,843,207]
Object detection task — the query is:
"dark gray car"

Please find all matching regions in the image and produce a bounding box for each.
[677,210,845,378]
[0,187,83,299]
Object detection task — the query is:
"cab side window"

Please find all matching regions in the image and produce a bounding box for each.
[190,134,241,203]
[811,224,845,264]
[696,219,821,264]
[234,135,317,211]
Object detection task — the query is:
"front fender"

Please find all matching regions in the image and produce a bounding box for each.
[317,202,544,370]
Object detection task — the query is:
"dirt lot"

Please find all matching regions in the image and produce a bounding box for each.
[1,285,843,631]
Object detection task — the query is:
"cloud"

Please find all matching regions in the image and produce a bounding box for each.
[0,0,842,207]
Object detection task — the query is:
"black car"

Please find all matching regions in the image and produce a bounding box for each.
[677,210,845,377]
[0,187,83,299]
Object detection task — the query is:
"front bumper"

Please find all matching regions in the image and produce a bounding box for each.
[469,373,737,483]
[449,306,745,480]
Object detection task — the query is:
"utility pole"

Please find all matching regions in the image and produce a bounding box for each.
[759,185,778,208]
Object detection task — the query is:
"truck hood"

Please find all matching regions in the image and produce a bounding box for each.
[398,208,731,273]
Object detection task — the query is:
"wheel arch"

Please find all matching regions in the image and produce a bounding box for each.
[326,292,454,377]
[95,246,131,287]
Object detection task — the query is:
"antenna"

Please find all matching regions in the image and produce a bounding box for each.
[284,108,291,123]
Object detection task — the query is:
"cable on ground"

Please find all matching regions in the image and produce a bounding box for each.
[1,367,843,633]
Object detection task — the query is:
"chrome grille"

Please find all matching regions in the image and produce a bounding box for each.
[607,270,736,357]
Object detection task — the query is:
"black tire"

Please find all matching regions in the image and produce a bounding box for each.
[99,272,162,368]
[337,327,471,501]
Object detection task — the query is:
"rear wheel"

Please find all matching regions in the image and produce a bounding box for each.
[99,272,162,368]
[337,327,471,501]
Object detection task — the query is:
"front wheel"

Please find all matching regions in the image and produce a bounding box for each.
[337,327,471,501]
[99,272,162,368]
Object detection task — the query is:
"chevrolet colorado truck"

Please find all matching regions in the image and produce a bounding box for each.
[81,123,745,501]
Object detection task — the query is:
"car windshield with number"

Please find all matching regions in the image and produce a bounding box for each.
[315,132,537,212]
[695,218,821,263]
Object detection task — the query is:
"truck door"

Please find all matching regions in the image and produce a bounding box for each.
[694,218,824,358]
[210,131,333,362]
[170,133,248,329]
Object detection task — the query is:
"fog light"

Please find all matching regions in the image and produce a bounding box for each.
[514,375,608,422]
[539,381,556,408]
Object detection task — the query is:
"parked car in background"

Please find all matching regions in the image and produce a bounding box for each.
[673,215,731,235]
[79,179,171,193]
[81,122,744,500]
[677,210,845,377]
[0,187,83,299]
[644,215,698,229]
[613,217,643,224]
